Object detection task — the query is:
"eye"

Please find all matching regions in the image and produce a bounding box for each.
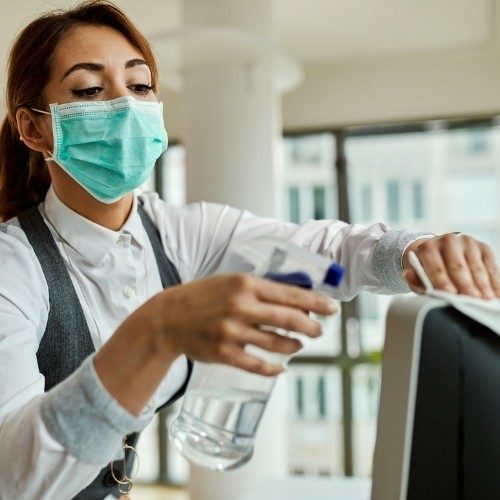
[129,84,153,95]
[71,86,103,99]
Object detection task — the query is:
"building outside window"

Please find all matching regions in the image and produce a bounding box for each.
[412,181,424,220]
[288,187,301,224]
[386,181,400,223]
[360,184,373,222]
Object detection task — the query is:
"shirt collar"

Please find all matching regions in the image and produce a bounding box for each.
[42,185,147,265]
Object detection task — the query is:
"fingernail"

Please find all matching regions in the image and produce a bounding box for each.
[325,300,337,314]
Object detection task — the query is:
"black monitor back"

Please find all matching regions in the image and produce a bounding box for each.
[408,306,500,500]
[372,297,500,500]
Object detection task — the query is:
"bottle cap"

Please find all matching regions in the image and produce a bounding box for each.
[323,263,344,287]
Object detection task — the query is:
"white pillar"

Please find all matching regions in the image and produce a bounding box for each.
[182,60,281,215]
[179,0,287,217]
[184,1,283,496]
[153,1,302,498]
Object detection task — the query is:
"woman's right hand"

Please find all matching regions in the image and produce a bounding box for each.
[95,273,337,415]
[144,274,338,376]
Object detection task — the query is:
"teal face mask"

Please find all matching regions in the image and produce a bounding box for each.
[33,96,168,203]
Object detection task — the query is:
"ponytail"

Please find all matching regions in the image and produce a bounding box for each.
[0,117,50,221]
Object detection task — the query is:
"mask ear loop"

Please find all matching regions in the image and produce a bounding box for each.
[30,107,51,115]
[29,107,55,161]
[18,107,51,143]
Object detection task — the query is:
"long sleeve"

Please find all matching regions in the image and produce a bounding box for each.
[0,226,151,500]
[143,194,430,300]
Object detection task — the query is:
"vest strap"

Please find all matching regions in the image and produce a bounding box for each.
[18,200,190,499]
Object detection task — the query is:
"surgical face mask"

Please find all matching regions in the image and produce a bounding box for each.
[32,96,168,204]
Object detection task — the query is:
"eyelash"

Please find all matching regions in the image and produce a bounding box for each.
[71,84,153,100]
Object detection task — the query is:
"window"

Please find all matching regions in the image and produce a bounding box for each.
[285,133,333,168]
[283,133,337,223]
[386,181,400,222]
[287,364,344,476]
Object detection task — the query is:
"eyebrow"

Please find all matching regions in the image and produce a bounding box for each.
[60,58,150,82]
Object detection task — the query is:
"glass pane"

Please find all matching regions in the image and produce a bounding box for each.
[356,293,393,354]
[297,314,342,357]
[282,134,338,222]
[286,364,344,476]
[284,133,334,168]
[352,363,381,477]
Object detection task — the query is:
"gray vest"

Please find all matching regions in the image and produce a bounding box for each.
[18,204,192,499]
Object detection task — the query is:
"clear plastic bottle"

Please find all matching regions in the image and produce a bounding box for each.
[169,238,344,471]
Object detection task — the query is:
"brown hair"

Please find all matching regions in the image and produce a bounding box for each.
[0,0,159,221]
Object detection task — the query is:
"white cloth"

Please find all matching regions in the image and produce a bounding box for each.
[408,250,500,335]
[428,290,500,335]
[0,185,409,499]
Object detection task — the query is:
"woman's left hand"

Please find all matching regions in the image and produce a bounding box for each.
[402,234,500,299]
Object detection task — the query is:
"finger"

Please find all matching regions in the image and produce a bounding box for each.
[481,245,500,297]
[417,245,458,294]
[463,243,495,299]
[235,301,324,338]
[221,344,284,377]
[254,277,337,316]
[238,326,303,355]
[403,268,426,294]
[439,238,482,297]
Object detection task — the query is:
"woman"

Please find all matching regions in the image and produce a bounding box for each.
[0,1,498,499]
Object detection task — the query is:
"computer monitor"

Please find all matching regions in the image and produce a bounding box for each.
[372,295,500,500]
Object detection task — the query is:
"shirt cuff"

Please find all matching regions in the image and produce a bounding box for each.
[40,355,153,466]
[373,229,434,294]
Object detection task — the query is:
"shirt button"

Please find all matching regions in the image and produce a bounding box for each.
[123,286,136,299]
[144,397,156,413]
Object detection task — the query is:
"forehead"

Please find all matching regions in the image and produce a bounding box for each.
[51,24,146,77]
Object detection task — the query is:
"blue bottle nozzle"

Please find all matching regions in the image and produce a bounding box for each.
[323,263,344,287]
[264,271,314,289]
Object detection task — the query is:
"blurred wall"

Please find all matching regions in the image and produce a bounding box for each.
[283,46,500,130]
[159,45,500,140]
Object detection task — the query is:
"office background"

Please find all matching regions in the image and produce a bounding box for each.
[1,0,499,498]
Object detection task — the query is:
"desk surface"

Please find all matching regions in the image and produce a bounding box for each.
[239,476,371,500]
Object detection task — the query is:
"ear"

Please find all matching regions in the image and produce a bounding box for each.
[16,107,53,156]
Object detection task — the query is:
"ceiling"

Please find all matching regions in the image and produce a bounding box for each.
[275,0,494,63]
[0,0,496,69]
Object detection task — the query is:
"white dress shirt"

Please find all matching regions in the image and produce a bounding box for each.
[0,185,424,499]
